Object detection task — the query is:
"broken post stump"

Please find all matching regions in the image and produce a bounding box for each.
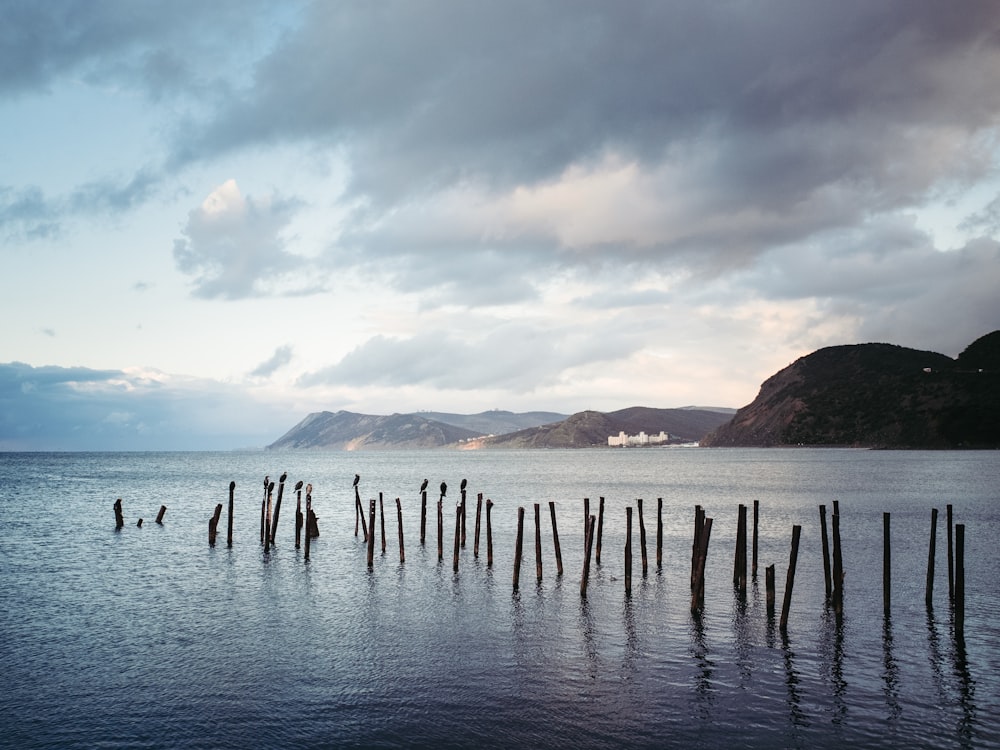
[157,504,168,526]
[114,498,124,530]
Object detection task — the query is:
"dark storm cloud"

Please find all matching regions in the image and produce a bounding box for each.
[0,362,284,450]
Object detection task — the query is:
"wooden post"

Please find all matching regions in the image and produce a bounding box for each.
[294,481,303,549]
[656,497,663,571]
[419,483,427,545]
[947,504,954,603]
[209,503,223,546]
[225,481,234,545]
[396,498,405,564]
[264,480,274,553]
[114,498,124,529]
[883,512,891,615]
[832,512,844,615]
[158,503,168,526]
[453,500,461,573]
[513,506,525,590]
[819,504,832,601]
[638,498,648,578]
[486,498,494,568]
[625,506,633,598]
[474,493,483,558]
[752,499,759,578]
[691,517,713,611]
[270,472,286,544]
[377,492,385,554]
[581,515,596,598]
[583,497,590,549]
[437,492,444,562]
[304,484,314,561]
[355,480,368,542]
[955,523,965,637]
[926,508,938,607]
[549,501,564,576]
[534,503,543,582]
[765,564,776,616]
[136,518,143,528]
[779,525,802,630]
[691,505,703,590]
[460,480,467,549]
[596,497,605,566]
[366,497,376,568]
[734,503,747,595]
[260,476,269,545]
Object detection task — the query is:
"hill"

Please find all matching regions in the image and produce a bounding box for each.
[267,411,482,450]
[474,406,733,449]
[702,331,1000,448]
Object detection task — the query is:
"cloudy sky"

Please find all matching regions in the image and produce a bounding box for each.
[3,1,999,449]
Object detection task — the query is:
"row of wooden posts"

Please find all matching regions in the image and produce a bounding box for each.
[114,476,969,636]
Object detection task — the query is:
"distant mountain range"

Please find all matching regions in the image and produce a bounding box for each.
[267,406,734,450]
[702,330,1000,448]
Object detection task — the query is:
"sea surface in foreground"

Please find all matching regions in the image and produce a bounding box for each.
[1,448,998,749]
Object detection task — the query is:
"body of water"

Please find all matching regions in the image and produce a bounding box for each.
[1,448,997,749]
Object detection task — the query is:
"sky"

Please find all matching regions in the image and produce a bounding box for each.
[2,0,1000,450]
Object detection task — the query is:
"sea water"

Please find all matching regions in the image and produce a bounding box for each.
[0,448,997,749]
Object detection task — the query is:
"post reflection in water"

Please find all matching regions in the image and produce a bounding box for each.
[620,598,639,682]
[780,630,807,731]
[951,631,977,749]
[881,614,902,724]
[689,611,715,718]
[818,608,848,726]
[731,592,754,690]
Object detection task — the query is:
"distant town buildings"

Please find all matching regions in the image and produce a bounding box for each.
[608,430,671,447]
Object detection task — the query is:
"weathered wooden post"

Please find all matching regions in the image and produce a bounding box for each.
[596,497,605,565]
[638,498,648,578]
[513,506,525,590]
[294,481,304,549]
[264,480,274,553]
[453,500,461,573]
[534,503,543,582]
[625,506,633,598]
[419,479,428,545]
[832,511,844,615]
[209,503,223,546]
[955,523,965,637]
[580,515,597,598]
[460,479,468,549]
[260,476,269,545]
[656,497,663,571]
[225,480,234,546]
[486,498,494,568]
[437,486,444,562]
[926,508,938,607]
[765,563,776,616]
[379,493,387,555]
[691,505,704,590]
[366,497,376,568]
[752,499,759,578]
[691,517,713,611]
[947,504,954,603]
[136,518,143,528]
[396,497,405,564]
[583,497,590,550]
[269,473,285,544]
[883,512,891,615]
[733,503,747,595]
[114,498,124,529]
[157,503,168,526]
[819,504,832,601]
[779,525,802,630]
[549,501,564,576]
[474,493,483,558]
[354,475,368,541]
[304,484,314,561]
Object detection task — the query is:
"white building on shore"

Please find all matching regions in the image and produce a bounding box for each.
[608,430,671,447]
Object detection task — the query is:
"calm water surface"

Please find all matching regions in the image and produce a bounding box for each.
[1,448,997,749]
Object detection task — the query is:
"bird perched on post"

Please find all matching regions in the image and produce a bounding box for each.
[460,478,467,492]
[354,474,360,487]
[280,472,287,484]
[295,480,303,490]
[440,481,447,497]
[420,478,428,493]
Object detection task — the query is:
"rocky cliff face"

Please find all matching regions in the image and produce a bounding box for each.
[702,332,1000,448]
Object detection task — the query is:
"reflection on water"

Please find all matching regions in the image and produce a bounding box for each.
[689,612,715,717]
[881,615,902,724]
[781,631,808,731]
